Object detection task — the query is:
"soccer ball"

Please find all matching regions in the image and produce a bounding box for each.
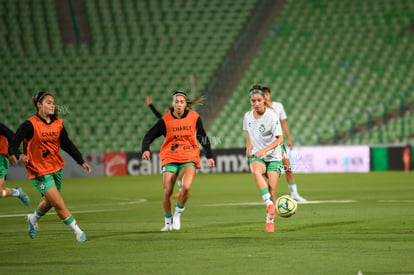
[276,195,297,218]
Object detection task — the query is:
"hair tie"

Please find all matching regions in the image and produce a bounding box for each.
[249,89,264,97]
[172,90,187,98]
[32,91,51,107]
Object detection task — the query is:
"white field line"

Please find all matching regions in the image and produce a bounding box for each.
[203,200,357,207]
[378,200,414,203]
[0,198,148,218]
[0,209,118,218]
[3,199,410,218]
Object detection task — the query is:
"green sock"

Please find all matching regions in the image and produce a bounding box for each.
[62,214,75,225]
[35,208,46,217]
[259,188,273,205]
[164,213,172,224]
[175,203,185,215]
[259,188,269,196]
[62,214,82,233]
[288,182,298,194]
[31,208,46,223]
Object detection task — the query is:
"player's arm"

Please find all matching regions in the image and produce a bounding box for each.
[246,132,252,158]
[242,113,252,158]
[278,103,293,149]
[9,120,33,163]
[243,113,253,158]
[280,119,293,149]
[196,118,215,167]
[254,135,284,159]
[59,126,85,165]
[146,96,163,119]
[0,123,18,164]
[0,123,14,141]
[196,117,213,160]
[141,119,166,160]
[0,123,14,154]
[149,104,163,119]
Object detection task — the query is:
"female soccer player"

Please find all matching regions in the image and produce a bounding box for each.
[145,96,182,198]
[0,123,30,205]
[9,91,92,242]
[262,86,307,202]
[402,144,412,172]
[142,90,215,231]
[243,86,284,232]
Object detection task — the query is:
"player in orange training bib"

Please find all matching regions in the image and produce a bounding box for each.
[142,90,215,231]
[10,91,92,242]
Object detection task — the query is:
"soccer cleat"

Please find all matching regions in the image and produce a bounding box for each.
[291,194,307,203]
[266,204,276,220]
[265,222,274,232]
[172,214,181,230]
[173,191,181,198]
[16,187,30,206]
[76,231,87,242]
[160,224,173,231]
[26,214,38,239]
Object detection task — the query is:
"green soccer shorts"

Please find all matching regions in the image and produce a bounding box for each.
[0,155,9,179]
[249,155,283,174]
[30,170,63,195]
[161,162,196,175]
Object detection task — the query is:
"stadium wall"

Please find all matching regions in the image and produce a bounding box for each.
[7,145,413,180]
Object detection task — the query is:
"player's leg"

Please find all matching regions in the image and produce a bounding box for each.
[43,186,86,242]
[265,160,282,232]
[0,177,11,198]
[161,168,177,231]
[266,171,280,232]
[173,163,196,230]
[0,156,9,198]
[162,171,176,214]
[27,171,85,242]
[176,164,196,206]
[173,169,184,198]
[250,160,269,191]
[283,154,307,202]
[267,172,281,205]
[0,155,30,205]
[26,174,55,239]
[403,155,410,172]
[1,185,30,205]
[250,158,276,223]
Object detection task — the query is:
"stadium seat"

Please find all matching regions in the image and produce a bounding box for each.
[209,0,414,147]
[1,0,258,152]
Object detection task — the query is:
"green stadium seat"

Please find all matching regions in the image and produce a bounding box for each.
[209,0,414,147]
[1,0,258,152]
[3,0,414,150]
[336,118,353,139]
[353,111,370,132]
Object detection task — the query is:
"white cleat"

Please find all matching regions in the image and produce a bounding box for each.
[292,194,307,203]
[160,224,173,232]
[26,214,38,239]
[172,214,181,231]
[76,231,87,242]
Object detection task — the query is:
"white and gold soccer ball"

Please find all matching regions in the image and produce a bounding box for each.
[276,195,297,218]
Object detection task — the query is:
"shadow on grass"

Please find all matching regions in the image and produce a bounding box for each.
[86,221,262,240]
[284,220,361,232]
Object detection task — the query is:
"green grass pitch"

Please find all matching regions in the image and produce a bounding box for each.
[1,172,413,274]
